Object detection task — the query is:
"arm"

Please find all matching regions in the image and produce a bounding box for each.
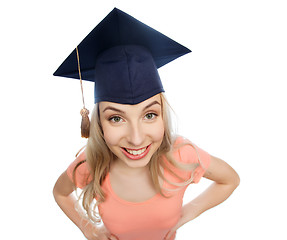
[53,171,116,240]
[165,155,240,239]
[188,155,240,216]
[53,171,87,231]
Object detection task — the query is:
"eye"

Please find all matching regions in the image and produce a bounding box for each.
[144,113,157,120]
[109,116,123,123]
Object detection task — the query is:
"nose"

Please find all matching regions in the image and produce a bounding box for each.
[127,122,144,147]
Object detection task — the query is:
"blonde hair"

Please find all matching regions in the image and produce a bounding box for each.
[73,93,202,224]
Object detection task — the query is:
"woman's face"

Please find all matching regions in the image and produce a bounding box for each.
[99,94,165,169]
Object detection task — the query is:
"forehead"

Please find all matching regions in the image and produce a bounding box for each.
[99,94,162,111]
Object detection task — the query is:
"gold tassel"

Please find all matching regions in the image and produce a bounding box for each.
[76,47,90,138]
[80,108,90,138]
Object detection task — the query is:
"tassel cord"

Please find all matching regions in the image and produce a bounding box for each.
[76,47,90,138]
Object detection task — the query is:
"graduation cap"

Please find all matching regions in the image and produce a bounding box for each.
[53,8,191,137]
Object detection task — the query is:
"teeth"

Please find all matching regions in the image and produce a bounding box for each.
[126,147,147,155]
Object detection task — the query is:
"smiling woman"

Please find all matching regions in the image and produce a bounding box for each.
[99,94,165,168]
[52,8,239,240]
[83,93,170,204]
[66,92,214,239]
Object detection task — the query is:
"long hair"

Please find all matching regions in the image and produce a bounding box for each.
[73,93,202,224]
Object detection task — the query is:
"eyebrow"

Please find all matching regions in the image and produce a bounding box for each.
[103,106,125,114]
[103,100,161,113]
[142,100,161,111]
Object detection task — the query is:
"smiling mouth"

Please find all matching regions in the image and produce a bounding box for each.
[121,144,151,160]
[124,146,148,155]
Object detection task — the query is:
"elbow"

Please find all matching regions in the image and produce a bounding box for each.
[227,164,240,189]
[53,182,59,202]
[52,171,75,200]
[52,175,64,202]
[236,172,240,186]
[232,171,240,190]
[223,169,240,191]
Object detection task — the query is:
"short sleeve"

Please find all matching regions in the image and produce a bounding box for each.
[175,137,211,183]
[66,150,92,189]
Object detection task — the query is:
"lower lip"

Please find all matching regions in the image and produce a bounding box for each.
[121,144,151,160]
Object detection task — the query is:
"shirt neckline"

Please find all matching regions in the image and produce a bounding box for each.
[106,168,166,206]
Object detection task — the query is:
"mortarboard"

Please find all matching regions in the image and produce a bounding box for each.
[53,8,191,137]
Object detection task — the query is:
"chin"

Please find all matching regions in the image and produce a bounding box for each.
[126,155,153,168]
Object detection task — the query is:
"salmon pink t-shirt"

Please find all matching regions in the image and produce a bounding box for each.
[67,137,210,240]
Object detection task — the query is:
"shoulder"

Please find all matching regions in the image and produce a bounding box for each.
[168,136,211,183]
[66,149,92,188]
[172,136,210,167]
[67,151,87,175]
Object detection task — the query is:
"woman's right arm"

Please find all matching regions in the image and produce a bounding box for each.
[53,171,116,240]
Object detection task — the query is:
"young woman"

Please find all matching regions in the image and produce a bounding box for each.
[53,8,239,240]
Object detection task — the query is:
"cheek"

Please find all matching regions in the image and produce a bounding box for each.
[102,124,124,146]
[149,120,165,142]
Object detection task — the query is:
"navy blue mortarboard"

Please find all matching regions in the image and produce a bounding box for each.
[54,8,191,138]
[53,8,191,105]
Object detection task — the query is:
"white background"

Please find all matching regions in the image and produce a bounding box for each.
[1,0,286,239]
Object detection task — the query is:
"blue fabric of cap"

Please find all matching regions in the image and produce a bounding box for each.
[53,8,191,104]
[94,45,163,104]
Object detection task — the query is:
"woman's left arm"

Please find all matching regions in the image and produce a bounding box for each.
[165,155,240,239]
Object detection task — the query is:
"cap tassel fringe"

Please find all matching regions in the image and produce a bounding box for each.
[76,47,90,138]
[80,108,90,138]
